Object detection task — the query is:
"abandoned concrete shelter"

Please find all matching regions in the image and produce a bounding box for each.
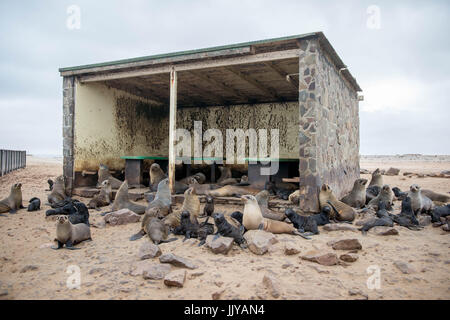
[59,32,362,212]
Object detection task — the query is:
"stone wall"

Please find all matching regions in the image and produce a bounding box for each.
[298,38,360,213]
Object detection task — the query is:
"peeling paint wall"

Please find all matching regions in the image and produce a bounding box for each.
[74,82,299,173]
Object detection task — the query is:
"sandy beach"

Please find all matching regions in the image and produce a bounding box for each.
[0,155,449,300]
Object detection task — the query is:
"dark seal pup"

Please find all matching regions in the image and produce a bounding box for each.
[284,208,317,236]
[431,204,450,224]
[173,211,214,245]
[391,197,422,230]
[358,201,394,234]
[213,213,247,248]
[203,195,214,217]
[52,216,91,250]
[46,200,90,225]
[27,197,41,212]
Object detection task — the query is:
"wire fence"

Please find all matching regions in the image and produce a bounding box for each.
[0,150,26,176]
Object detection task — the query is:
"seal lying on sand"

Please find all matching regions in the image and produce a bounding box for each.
[27,197,41,212]
[97,164,123,189]
[265,181,296,200]
[173,211,214,245]
[241,195,310,239]
[88,180,112,210]
[255,190,285,221]
[284,208,318,236]
[391,197,422,230]
[367,185,394,210]
[358,201,393,234]
[368,168,383,187]
[409,184,434,215]
[431,204,450,224]
[46,200,90,225]
[213,213,247,248]
[207,185,260,197]
[47,176,67,206]
[0,183,24,214]
[319,184,355,222]
[53,216,91,250]
[111,181,146,215]
[421,189,450,203]
[341,179,367,208]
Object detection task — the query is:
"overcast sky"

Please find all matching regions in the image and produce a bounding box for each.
[0,0,449,155]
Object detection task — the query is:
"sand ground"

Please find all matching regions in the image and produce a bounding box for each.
[0,156,449,300]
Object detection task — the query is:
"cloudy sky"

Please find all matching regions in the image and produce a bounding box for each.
[0,0,449,155]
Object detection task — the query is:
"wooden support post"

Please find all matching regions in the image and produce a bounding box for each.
[168,67,177,194]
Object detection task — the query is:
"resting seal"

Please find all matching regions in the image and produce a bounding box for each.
[358,201,393,234]
[431,204,450,224]
[409,184,433,215]
[207,185,260,197]
[97,164,123,189]
[265,181,296,200]
[319,184,355,222]
[27,197,41,212]
[368,185,394,210]
[341,178,367,208]
[284,208,318,236]
[149,163,167,192]
[368,168,383,188]
[391,197,422,230]
[111,181,146,214]
[213,213,247,248]
[53,216,91,250]
[421,189,450,203]
[255,190,285,221]
[46,200,90,225]
[88,180,112,210]
[47,176,67,206]
[241,195,310,239]
[173,211,214,245]
[0,183,24,214]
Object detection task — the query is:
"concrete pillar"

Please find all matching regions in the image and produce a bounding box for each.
[63,76,75,195]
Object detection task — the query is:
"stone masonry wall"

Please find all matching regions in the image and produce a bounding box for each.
[298,38,360,213]
[63,76,75,195]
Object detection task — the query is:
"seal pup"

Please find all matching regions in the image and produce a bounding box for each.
[341,178,367,208]
[366,185,381,204]
[27,197,41,212]
[230,211,244,225]
[255,190,285,221]
[421,189,450,203]
[146,178,172,216]
[431,204,450,224]
[97,164,123,189]
[149,163,167,192]
[173,211,214,245]
[45,179,54,191]
[409,184,433,215]
[265,181,294,200]
[241,195,310,239]
[193,172,206,184]
[391,197,421,230]
[47,176,67,206]
[368,168,383,187]
[53,216,91,250]
[213,213,247,248]
[319,184,355,222]
[368,185,394,210]
[88,180,112,210]
[0,183,24,214]
[284,208,318,235]
[203,195,214,217]
[46,200,90,225]
[392,187,408,201]
[358,201,393,234]
[146,217,177,245]
[111,181,146,215]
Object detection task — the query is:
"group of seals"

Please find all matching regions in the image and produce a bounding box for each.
[0,183,24,214]
[46,199,90,225]
[173,211,214,245]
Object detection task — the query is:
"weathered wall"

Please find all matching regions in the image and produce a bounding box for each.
[298,38,360,212]
[74,81,299,172]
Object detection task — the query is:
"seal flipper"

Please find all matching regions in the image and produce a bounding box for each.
[160,237,178,243]
[65,240,80,250]
[52,240,64,250]
[130,229,145,241]
[258,223,264,230]
[9,208,17,214]
[293,230,311,240]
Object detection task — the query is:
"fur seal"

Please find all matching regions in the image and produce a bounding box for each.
[319,184,355,222]
[88,180,112,210]
[230,211,244,225]
[368,185,394,210]
[46,179,54,191]
[0,183,24,214]
[53,216,91,250]
[47,176,67,206]
[265,181,295,200]
[421,189,450,204]
[392,187,408,201]
[255,190,285,221]
[163,187,200,228]
[149,163,167,192]
[146,217,177,245]
[213,213,247,248]
[358,201,393,234]
[431,204,450,224]
[284,208,318,235]
[146,178,172,216]
[341,178,367,208]
[97,164,123,189]
[391,196,422,230]
[46,200,90,225]
[366,185,381,204]
[368,168,383,188]
[409,184,433,215]
[203,195,214,217]
[173,211,214,245]
[111,181,146,214]
[27,197,41,212]
[217,166,232,183]
[218,178,239,186]
[241,195,310,239]
[207,185,260,197]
